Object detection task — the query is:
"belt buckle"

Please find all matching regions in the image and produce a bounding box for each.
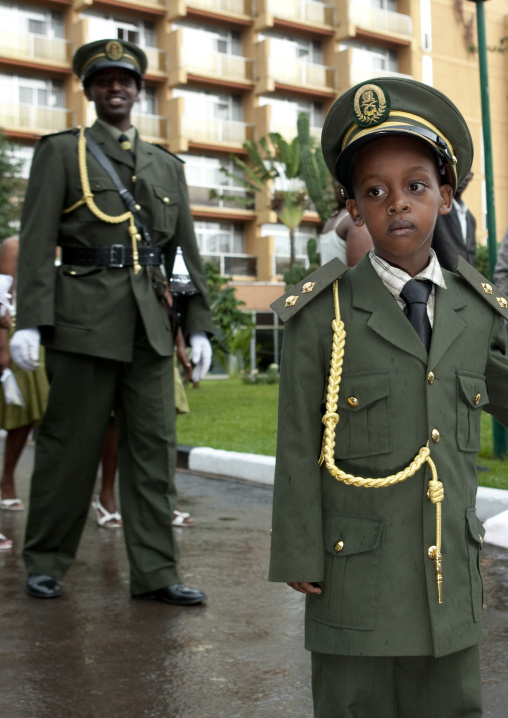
[109,244,125,268]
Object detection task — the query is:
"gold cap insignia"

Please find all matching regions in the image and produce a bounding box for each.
[352,83,390,128]
[497,296,508,308]
[302,282,316,294]
[481,282,493,295]
[105,41,123,61]
[285,295,298,307]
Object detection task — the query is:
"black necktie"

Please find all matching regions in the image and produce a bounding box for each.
[400,279,432,352]
[118,134,135,162]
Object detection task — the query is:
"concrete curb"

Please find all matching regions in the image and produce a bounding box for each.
[178,445,508,522]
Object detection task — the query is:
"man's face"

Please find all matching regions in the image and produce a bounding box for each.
[84,68,139,129]
[346,135,453,275]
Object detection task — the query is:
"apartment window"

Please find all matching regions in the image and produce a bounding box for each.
[1,73,65,107]
[0,2,64,38]
[175,21,243,57]
[195,221,244,255]
[173,88,243,122]
[84,12,157,48]
[261,222,318,275]
[136,86,157,115]
[345,42,398,72]
[259,95,324,129]
[12,144,34,179]
[260,32,323,65]
[179,154,253,208]
[420,0,432,52]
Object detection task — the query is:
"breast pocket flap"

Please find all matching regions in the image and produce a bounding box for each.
[153,186,179,206]
[457,373,489,410]
[336,372,389,412]
[466,507,485,546]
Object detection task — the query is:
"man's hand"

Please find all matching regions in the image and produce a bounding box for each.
[10,328,40,371]
[189,331,212,383]
[287,582,322,595]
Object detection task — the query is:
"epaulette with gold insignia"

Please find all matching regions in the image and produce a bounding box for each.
[455,256,508,319]
[271,258,348,323]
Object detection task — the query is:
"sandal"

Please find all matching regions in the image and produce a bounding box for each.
[1,498,25,511]
[0,533,13,551]
[172,509,194,527]
[91,497,123,529]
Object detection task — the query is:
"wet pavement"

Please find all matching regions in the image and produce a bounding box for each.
[0,442,507,717]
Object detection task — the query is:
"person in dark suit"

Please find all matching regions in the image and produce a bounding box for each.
[10,39,214,604]
[269,78,508,717]
[431,170,476,269]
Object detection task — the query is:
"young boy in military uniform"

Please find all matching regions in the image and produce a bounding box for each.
[269,78,508,717]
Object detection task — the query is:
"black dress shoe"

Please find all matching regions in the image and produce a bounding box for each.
[26,574,61,599]
[133,583,207,606]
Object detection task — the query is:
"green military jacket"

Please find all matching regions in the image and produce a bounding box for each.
[269,254,508,658]
[16,121,214,361]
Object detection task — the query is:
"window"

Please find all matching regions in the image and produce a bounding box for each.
[84,12,157,49]
[0,73,65,107]
[175,21,243,57]
[0,2,64,38]
[260,32,323,64]
[173,88,243,122]
[421,0,432,52]
[259,95,324,129]
[136,86,157,115]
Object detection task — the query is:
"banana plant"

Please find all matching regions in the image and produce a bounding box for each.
[297,112,336,224]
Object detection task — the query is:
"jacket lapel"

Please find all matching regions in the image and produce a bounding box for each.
[428,274,467,367]
[134,137,154,174]
[350,256,428,364]
[89,121,134,169]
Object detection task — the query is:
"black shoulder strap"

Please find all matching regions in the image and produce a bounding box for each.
[81,130,152,246]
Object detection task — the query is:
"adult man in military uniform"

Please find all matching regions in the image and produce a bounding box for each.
[11,39,214,604]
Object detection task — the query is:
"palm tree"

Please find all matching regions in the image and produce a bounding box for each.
[211,133,308,268]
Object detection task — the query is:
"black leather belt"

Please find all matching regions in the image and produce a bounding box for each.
[61,245,163,268]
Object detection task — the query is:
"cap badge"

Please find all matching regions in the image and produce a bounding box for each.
[105,40,123,61]
[352,83,390,128]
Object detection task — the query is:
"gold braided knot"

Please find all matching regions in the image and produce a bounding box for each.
[318,279,444,603]
[62,127,141,273]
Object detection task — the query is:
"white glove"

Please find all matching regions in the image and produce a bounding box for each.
[10,328,40,371]
[1,369,25,407]
[189,331,212,383]
[0,274,14,316]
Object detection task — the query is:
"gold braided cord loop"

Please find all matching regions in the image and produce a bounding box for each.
[62,127,141,274]
[319,279,444,603]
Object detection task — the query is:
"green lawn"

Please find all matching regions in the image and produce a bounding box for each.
[177,379,508,490]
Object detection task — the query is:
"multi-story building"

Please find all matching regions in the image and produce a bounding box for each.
[1,0,507,366]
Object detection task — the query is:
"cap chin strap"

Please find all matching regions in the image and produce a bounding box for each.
[318,279,444,604]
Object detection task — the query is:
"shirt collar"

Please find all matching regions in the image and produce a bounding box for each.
[369,248,447,299]
[95,118,137,145]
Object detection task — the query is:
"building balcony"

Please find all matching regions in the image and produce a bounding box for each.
[336,47,412,94]
[202,252,258,277]
[188,184,255,210]
[144,47,168,79]
[255,0,334,35]
[337,1,413,45]
[73,0,167,15]
[168,30,253,89]
[0,102,74,135]
[270,119,321,143]
[255,39,335,97]
[168,96,254,153]
[0,31,72,69]
[132,112,169,143]
[168,0,252,25]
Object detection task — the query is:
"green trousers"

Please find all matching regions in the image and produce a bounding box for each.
[23,320,181,595]
[312,645,482,718]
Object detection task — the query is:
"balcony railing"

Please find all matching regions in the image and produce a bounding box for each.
[0,31,71,64]
[350,2,412,38]
[0,102,74,133]
[182,47,253,82]
[269,57,335,91]
[145,46,168,74]
[270,120,321,142]
[188,184,255,209]
[267,0,334,26]
[188,0,250,15]
[349,64,413,87]
[183,115,254,146]
[202,253,257,277]
[117,0,167,8]
[132,113,168,140]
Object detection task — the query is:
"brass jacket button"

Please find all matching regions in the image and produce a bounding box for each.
[163,196,170,204]
[431,429,440,442]
[427,371,435,384]
[334,540,344,552]
[347,397,359,407]
[428,545,437,559]
[474,393,481,405]
[135,203,141,211]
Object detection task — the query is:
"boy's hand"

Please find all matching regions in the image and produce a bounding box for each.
[287,582,322,595]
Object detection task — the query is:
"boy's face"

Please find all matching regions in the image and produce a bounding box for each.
[346,136,453,276]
